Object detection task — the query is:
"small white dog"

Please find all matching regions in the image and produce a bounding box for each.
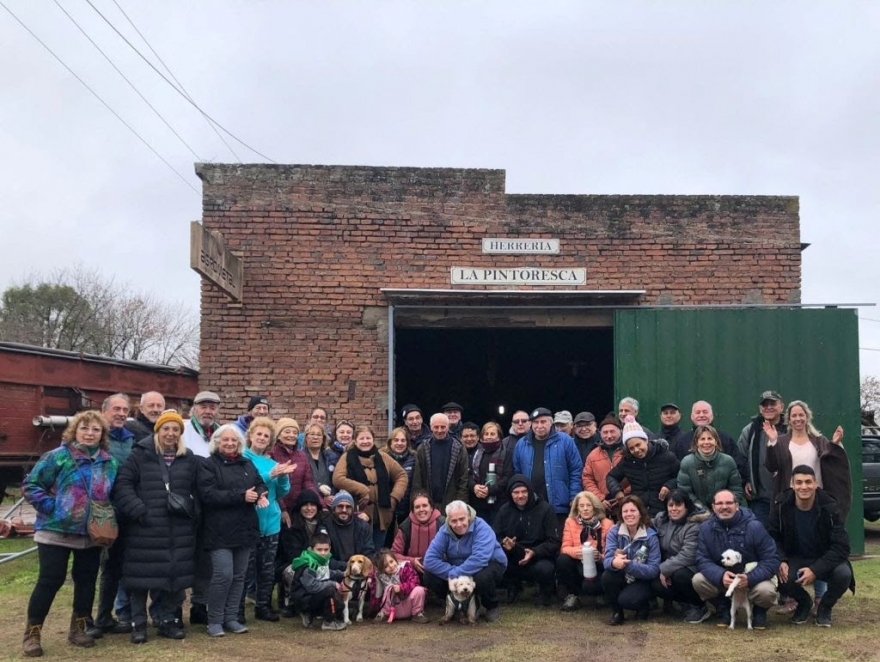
[721,548,757,630]
[440,575,479,625]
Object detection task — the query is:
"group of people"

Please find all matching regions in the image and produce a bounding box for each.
[19,388,856,656]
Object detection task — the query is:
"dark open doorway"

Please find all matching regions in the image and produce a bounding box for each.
[394,327,614,428]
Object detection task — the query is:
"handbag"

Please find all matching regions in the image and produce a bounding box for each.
[157,453,195,519]
[70,448,118,547]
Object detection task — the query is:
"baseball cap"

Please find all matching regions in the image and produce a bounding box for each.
[553,410,573,424]
[760,390,783,404]
[530,407,553,420]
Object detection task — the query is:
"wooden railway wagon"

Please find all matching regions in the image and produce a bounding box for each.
[0,342,198,494]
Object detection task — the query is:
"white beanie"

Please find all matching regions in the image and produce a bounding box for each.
[621,416,648,445]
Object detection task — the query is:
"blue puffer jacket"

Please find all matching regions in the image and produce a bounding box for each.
[424,504,507,579]
[511,430,582,514]
[602,522,661,580]
[695,508,779,588]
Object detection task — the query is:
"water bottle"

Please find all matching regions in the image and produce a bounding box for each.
[486,463,497,504]
[625,544,648,584]
[582,540,597,579]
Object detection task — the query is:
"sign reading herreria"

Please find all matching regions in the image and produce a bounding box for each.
[451,267,586,285]
[481,238,560,254]
[190,221,244,301]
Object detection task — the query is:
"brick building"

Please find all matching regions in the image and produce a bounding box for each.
[195,163,804,429]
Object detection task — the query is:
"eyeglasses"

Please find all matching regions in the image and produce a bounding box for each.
[512,419,529,424]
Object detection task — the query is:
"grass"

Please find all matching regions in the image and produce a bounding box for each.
[0,528,878,662]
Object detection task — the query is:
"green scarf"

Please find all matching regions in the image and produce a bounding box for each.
[291,548,330,572]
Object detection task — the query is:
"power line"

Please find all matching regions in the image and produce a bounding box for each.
[859,316,880,324]
[0,0,199,193]
[83,0,275,163]
[861,347,880,352]
[107,0,241,162]
[52,0,202,160]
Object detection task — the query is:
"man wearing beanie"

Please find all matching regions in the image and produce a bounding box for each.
[607,417,680,516]
[233,396,270,435]
[402,404,432,449]
[582,415,626,512]
[492,474,560,606]
[322,491,375,568]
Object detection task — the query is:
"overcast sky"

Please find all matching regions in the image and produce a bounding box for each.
[2,1,879,376]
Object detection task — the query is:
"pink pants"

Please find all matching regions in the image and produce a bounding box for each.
[377,585,426,619]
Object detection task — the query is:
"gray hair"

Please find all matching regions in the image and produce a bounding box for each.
[208,424,246,455]
[430,413,450,427]
[618,397,639,414]
[139,391,165,407]
[445,500,470,518]
[102,393,131,410]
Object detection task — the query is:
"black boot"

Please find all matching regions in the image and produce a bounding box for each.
[189,603,207,625]
[255,607,280,622]
[130,623,147,644]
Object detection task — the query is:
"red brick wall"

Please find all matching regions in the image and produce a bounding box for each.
[196,164,801,425]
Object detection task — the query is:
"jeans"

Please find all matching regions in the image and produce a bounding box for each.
[556,554,605,596]
[601,569,654,612]
[253,534,279,610]
[692,572,777,609]
[650,567,702,606]
[502,557,556,597]
[28,544,102,622]
[781,558,851,609]
[95,539,126,626]
[208,547,251,626]
[747,499,770,528]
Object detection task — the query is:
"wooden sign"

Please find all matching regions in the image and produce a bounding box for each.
[190,222,243,301]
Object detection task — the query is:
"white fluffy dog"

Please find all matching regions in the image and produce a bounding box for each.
[440,575,479,625]
[721,548,757,630]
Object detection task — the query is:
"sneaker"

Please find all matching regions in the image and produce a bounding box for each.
[607,611,625,626]
[485,604,502,623]
[301,614,314,629]
[254,607,279,622]
[790,596,812,625]
[411,613,429,624]
[752,606,768,630]
[157,620,186,640]
[321,620,347,631]
[206,624,224,637]
[684,604,710,624]
[223,620,248,634]
[815,605,832,627]
[560,594,581,612]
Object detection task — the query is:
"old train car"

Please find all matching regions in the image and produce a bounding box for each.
[0,342,198,494]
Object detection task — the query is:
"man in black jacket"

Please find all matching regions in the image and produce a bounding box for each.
[659,403,692,458]
[124,391,166,440]
[322,491,375,570]
[572,412,600,463]
[768,465,854,627]
[492,475,560,606]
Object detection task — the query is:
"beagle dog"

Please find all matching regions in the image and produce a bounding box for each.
[342,554,373,625]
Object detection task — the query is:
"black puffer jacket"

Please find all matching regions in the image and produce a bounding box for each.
[113,437,200,591]
[606,439,680,515]
[198,452,266,550]
[492,474,560,562]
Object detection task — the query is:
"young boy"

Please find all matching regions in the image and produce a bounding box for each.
[287,532,348,631]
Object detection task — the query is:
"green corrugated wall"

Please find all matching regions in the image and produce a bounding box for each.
[614,307,863,554]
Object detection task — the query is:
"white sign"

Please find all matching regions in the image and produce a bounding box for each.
[451,267,586,285]
[481,238,559,254]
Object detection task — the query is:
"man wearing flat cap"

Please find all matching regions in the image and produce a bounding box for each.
[511,407,582,529]
[183,391,222,459]
[572,411,600,463]
[233,395,270,435]
[442,401,464,440]
[737,390,786,527]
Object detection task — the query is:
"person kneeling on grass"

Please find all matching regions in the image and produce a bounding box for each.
[287,532,348,631]
[370,549,429,623]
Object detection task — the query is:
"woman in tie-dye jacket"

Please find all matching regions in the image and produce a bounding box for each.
[21,410,118,657]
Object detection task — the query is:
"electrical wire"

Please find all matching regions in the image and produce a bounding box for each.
[0,0,199,193]
[84,0,275,163]
[107,0,241,162]
[52,0,202,160]
[859,316,880,324]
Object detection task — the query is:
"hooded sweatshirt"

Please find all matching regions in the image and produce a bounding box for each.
[491,474,560,562]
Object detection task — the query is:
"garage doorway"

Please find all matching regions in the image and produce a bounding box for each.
[394,327,614,427]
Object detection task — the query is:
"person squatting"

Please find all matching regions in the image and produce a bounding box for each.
[19,390,856,656]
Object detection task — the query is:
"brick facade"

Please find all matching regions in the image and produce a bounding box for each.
[196,164,801,425]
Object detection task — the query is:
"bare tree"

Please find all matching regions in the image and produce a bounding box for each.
[862,376,880,425]
[0,265,199,368]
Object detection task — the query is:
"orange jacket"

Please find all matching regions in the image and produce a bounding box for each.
[581,445,626,499]
[560,516,614,559]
